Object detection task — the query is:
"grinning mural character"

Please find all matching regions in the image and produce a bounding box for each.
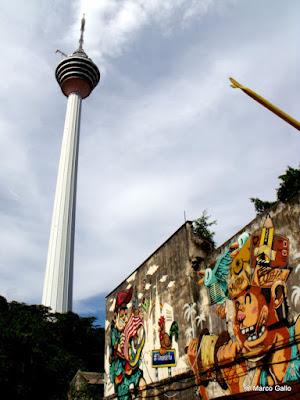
[216,278,300,393]
[109,287,146,399]
[188,216,300,396]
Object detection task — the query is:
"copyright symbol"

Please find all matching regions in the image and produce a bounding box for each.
[245,386,251,392]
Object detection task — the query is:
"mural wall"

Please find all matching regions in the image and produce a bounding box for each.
[105,224,212,399]
[108,286,146,399]
[104,194,300,399]
[187,194,300,398]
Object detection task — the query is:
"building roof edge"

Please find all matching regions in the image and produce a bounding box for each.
[105,221,192,298]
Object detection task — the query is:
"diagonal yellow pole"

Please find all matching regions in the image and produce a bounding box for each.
[229,77,300,131]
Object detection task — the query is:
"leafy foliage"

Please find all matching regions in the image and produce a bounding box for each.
[277,166,300,202]
[249,197,277,214]
[0,297,104,400]
[193,210,217,247]
[250,165,300,214]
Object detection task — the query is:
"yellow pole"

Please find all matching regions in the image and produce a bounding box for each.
[229,77,300,131]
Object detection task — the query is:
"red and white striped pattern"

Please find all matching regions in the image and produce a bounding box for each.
[123,312,143,360]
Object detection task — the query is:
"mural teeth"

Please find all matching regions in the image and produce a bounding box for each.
[252,335,257,340]
[249,326,254,331]
[248,336,252,341]
[246,328,249,333]
[242,329,246,335]
[261,326,265,333]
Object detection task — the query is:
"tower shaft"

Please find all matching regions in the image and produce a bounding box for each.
[43,93,82,312]
[42,15,99,313]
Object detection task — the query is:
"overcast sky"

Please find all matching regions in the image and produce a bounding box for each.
[1,0,299,325]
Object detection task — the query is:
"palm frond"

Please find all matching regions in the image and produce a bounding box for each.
[195,313,206,327]
[292,286,300,306]
[185,327,193,339]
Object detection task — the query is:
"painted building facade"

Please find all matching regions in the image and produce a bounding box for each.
[104,193,300,399]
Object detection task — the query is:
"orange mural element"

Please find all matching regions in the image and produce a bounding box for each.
[252,266,290,288]
[230,237,251,278]
[228,270,250,299]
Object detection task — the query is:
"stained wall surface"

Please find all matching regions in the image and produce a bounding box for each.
[104,193,300,399]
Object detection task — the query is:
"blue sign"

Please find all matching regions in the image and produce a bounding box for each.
[152,349,176,368]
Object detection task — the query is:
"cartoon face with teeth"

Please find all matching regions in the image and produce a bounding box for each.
[227,217,292,358]
[233,283,286,356]
[216,280,300,391]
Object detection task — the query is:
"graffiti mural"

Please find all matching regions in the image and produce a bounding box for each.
[109,287,146,399]
[157,316,178,355]
[197,244,233,305]
[151,315,178,368]
[187,215,300,396]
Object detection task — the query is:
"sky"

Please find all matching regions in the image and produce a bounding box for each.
[0,0,299,326]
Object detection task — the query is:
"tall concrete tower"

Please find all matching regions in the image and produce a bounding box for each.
[42,16,100,313]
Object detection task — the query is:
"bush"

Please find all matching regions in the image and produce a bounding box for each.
[193,210,217,247]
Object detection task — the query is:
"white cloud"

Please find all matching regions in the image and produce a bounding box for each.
[73,0,234,61]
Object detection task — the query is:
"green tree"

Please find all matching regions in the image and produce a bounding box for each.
[250,165,300,214]
[277,166,300,202]
[0,297,104,400]
[193,210,217,247]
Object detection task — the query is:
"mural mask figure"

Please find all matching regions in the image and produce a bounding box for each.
[109,287,146,399]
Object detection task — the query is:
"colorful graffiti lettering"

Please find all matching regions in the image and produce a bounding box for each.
[109,287,146,399]
[188,215,300,396]
[152,349,176,367]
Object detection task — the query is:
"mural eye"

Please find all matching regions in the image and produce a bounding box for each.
[204,268,212,286]
[245,293,251,305]
[125,309,127,315]
[120,310,124,317]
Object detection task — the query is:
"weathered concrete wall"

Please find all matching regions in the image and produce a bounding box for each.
[104,193,300,399]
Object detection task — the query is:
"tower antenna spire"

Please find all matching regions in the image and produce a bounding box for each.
[78,13,85,51]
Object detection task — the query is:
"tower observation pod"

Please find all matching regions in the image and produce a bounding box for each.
[42,16,100,313]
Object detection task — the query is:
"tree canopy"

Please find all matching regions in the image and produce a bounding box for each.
[250,165,300,214]
[276,165,300,202]
[0,297,104,400]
